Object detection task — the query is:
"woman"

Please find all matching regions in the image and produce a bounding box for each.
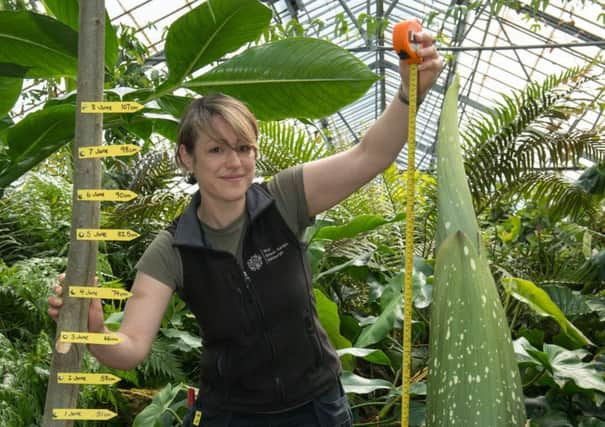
[49,29,442,427]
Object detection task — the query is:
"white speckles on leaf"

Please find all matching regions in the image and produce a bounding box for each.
[429,77,526,427]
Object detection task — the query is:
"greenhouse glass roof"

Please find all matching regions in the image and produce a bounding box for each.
[21,0,605,171]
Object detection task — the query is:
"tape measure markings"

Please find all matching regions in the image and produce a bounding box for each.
[402,62,418,426]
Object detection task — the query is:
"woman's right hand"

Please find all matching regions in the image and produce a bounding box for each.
[47,273,106,333]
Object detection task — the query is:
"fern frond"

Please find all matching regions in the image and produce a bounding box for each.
[138,336,185,386]
[518,173,597,220]
[257,121,334,177]
[462,62,604,218]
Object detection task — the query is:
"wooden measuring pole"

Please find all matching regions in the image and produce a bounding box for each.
[42,1,105,426]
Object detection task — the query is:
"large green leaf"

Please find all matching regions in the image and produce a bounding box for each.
[0,64,26,117]
[0,76,22,117]
[502,277,593,347]
[336,347,392,366]
[427,76,526,426]
[314,251,372,282]
[185,38,380,120]
[355,292,399,348]
[340,371,392,394]
[543,285,592,318]
[164,0,271,85]
[355,270,430,348]
[132,383,187,427]
[156,95,193,119]
[428,231,526,426]
[160,328,202,352]
[312,213,404,241]
[0,11,78,78]
[314,289,351,350]
[40,0,118,68]
[0,104,75,188]
[0,114,13,132]
[314,288,353,370]
[514,338,605,394]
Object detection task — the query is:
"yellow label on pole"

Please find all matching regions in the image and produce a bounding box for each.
[76,228,140,241]
[77,189,138,202]
[59,331,122,345]
[57,372,121,385]
[81,101,143,113]
[193,410,202,425]
[53,409,117,420]
[78,144,141,159]
[69,286,132,300]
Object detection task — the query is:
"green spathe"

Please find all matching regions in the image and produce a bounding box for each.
[426,75,527,426]
[427,231,526,426]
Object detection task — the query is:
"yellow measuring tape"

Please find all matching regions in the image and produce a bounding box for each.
[393,19,423,427]
[402,63,417,427]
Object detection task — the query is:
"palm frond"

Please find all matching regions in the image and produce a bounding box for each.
[516,172,597,220]
[105,149,179,195]
[462,62,605,215]
[257,120,334,177]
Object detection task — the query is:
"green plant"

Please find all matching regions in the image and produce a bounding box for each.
[0,171,72,263]
[0,0,379,190]
[427,75,526,426]
[462,63,605,222]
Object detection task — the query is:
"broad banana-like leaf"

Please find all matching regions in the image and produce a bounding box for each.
[0,76,22,117]
[40,0,118,68]
[132,383,187,427]
[184,38,380,120]
[356,267,431,348]
[502,277,593,347]
[312,213,404,241]
[0,104,75,189]
[336,347,391,366]
[0,11,78,78]
[314,289,353,370]
[340,371,392,394]
[427,75,526,426]
[156,95,193,119]
[164,0,271,86]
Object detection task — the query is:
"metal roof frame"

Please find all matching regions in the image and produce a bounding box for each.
[14,0,605,171]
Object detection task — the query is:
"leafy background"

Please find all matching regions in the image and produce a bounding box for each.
[0,0,604,426]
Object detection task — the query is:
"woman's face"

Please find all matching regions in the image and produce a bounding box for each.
[179,115,256,207]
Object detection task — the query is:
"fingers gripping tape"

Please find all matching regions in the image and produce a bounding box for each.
[392,20,423,64]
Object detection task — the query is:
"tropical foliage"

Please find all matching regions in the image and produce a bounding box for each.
[0,0,604,426]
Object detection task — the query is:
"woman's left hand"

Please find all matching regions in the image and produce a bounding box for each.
[399,28,443,99]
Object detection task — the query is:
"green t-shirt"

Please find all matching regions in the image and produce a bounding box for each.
[135,165,310,291]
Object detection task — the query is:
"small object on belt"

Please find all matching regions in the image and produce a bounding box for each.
[188,387,195,407]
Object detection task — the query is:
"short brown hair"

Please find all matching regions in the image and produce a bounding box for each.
[175,93,258,172]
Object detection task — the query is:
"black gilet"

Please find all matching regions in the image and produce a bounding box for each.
[167,183,341,413]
